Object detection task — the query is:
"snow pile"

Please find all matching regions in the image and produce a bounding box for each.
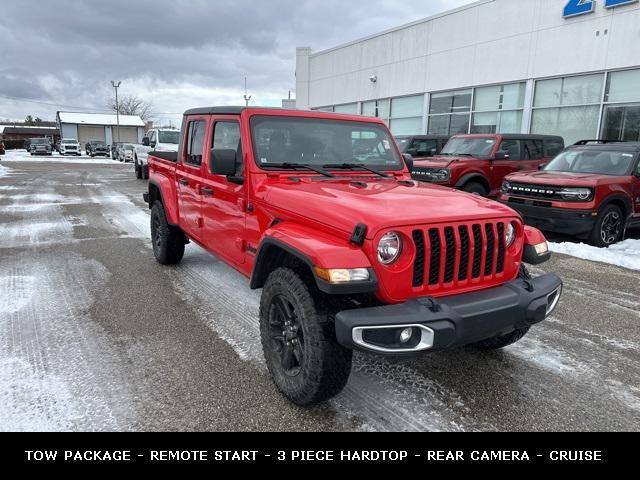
[550,239,640,271]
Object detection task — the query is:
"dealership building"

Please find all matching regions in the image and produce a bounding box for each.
[56,112,145,146]
[295,0,640,145]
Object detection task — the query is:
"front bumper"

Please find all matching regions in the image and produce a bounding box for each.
[335,273,562,355]
[500,199,595,236]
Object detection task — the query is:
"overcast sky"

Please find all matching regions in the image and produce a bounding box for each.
[0,0,471,125]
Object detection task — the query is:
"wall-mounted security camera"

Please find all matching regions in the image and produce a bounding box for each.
[369,75,378,83]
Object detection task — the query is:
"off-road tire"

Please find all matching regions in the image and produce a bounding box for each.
[463,181,488,196]
[150,201,185,265]
[472,264,531,350]
[589,204,624,248]
[142,164,149,180]
[259,268,352,405]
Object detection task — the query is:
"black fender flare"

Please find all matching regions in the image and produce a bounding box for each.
[599,194,633,224]
[455,173,490,191]
[250,237,377,295]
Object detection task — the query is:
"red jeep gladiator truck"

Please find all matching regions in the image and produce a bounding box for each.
[144,107,562,405]
[410,134,564,197]
[500,141,640,247]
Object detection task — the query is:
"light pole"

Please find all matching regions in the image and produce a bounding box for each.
[111,81,121,143]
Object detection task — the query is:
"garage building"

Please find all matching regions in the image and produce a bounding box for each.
[56,112,145,146]
[295,0,640,145]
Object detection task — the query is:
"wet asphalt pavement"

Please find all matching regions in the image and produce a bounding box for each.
[0,152,639,431]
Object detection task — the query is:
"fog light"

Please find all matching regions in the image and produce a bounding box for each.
[399,328,413,344]
[534,242,549,255]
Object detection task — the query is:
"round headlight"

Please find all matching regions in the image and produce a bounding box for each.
[505,222,516,247]
[378,232,402,265]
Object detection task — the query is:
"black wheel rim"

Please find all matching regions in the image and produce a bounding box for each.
[601,211,621,245]
[152,213,162,250]
[269,295,304,376]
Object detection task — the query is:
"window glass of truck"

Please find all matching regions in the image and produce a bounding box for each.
[212,121,242,174]
[159,131,179,144]
[500,139,521,160]
[522,139,544,160]
[545,149,636,176]
[441,137,496,157]
[185,120,206,166]
[250,116,403,170]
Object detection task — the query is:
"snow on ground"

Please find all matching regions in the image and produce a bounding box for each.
[549,239,640,271]
[1,149,125,165]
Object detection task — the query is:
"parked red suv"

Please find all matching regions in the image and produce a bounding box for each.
[500,141,640,247]
[0,141,5,155]
[144,107,562,405]
[410,134,565,197]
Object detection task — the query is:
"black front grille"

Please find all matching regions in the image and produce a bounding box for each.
[412,221,507,289]
[412,230,425,287]
[428,229,441,285]
[506,183,562,200]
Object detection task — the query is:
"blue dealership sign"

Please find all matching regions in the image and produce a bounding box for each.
[563,0,638,19]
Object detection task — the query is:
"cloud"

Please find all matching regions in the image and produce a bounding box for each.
[0,0,472,123]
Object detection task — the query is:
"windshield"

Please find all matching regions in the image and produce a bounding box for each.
[441,137,496,157]
[251,116,403,170]
[545,149,636,176]
[91,141,105,146]
[61,139,76,144]
[159,131,179,144]
[31,138,49,145]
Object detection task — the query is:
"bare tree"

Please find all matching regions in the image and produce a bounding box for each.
[108,94,153,121]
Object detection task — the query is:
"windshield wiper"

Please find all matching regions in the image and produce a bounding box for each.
[322,163,391,178]
[263,163,335,178]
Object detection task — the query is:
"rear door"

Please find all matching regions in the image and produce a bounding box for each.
[176,117,208,241]
[521,138,546,171]
[201,117,246,265]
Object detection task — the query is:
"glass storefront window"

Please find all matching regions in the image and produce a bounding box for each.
[601,103,640,142]
[362,99,390,120]
[531,105,600,145]
[333,103,358,114]
[427,114,470,136]
[390,117,423,136]
[391,95,423,118]
[605,69,640,103]
[430,90,472,115]
[474,83,525,111]
[471,111,523,134]
[534,74,604,107]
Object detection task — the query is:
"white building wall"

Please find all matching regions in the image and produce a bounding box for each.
[297,0,640,109]
[60,123,78,141]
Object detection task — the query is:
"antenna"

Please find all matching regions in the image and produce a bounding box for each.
[243,76,252,106]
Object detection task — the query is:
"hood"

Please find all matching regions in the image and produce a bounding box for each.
[263,177,517,237]
[413,155,483,169]
[506,170,614,186]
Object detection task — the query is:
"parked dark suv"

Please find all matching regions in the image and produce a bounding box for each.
[500,141,640,247]
[85,140,109,157]
[411,134,565,197]
[395,135,449,159]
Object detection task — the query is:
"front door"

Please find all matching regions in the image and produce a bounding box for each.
[490,139,525,195]
[632,160,640,225]
[177,118,208,241]
[201,118,246,265]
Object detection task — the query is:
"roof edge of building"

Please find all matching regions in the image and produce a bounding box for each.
[307,0,494,58]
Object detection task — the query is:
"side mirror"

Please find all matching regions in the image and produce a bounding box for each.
[494,151,509,160]
[150,141,157,149]
[538,163,548,170]
[402,153,414,171]
[142,137,150,147]
[429,147,438,157]
[211,148,238,176]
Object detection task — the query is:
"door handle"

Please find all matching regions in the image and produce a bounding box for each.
[200,187,214,196]
[178,178,189,186]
